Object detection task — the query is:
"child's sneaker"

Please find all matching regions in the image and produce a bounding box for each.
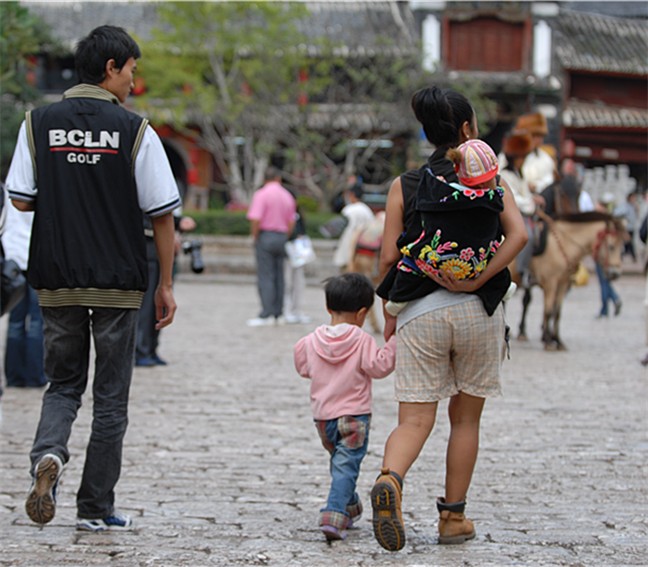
[371,468,405,551]
[25,453,63,525]
[76,511,133,532]
[320,524,347,541]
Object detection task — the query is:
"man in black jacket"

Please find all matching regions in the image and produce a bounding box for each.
[6,25,180,532]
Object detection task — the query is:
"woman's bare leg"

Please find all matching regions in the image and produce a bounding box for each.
[445,392,485,503]
[382,402,438,479]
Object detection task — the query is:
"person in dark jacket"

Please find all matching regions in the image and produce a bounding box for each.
[6,25,180,532]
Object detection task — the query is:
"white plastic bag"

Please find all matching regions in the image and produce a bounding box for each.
[285,235,316,268]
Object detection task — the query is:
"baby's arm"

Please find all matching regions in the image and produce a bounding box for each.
[361,334,397,379]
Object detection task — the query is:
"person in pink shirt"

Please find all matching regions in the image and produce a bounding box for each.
[294,273,396,541]
[246,167,296,326]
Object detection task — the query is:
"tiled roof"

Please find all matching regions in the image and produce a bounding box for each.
[555,10,648,75]
[563,1,648,19]
[21,1,160,48]
[298,2,418,56]
[22,0,417,55]
[562,99,648,129]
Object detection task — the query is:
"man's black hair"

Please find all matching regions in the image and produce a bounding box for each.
[325,273,375,313]
[264,166,282,182]
[75,25,141,85]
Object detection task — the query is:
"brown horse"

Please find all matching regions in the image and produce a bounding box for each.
[513,211,626,350]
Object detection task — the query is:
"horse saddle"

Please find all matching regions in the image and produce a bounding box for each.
[532,221,548,257]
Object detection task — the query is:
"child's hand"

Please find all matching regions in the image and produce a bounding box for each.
[383,314,397,341]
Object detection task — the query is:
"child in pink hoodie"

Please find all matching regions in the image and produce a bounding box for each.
[294,273,396,541]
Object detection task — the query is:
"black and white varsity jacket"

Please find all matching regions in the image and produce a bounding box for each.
[23,85,151,308]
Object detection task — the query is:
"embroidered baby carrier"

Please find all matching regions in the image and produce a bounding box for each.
[377,163,511,316]
[398,166,505,278]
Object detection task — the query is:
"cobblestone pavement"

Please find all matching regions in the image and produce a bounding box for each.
[1,271,646,566]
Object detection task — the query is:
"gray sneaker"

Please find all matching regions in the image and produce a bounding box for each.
[25,453,63,525]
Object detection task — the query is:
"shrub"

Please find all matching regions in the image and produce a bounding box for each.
[185,209,339,239]
[296,195,319,214]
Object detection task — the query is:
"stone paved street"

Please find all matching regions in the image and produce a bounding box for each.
[1,269,646,566]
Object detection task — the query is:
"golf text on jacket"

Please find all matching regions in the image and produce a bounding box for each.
[49,129,119,164]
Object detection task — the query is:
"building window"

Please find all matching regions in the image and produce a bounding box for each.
[446,17,526,72]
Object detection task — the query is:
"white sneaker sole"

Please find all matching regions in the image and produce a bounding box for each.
[25,455,61,525]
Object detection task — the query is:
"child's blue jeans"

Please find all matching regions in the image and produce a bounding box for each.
[315,414,370,530]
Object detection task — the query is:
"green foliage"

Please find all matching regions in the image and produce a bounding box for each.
[135,3,496,209]
[136,2,425,205]
[187,210,250,236]
[296,195,319,214]
[186,209,337,239]
[137,1,321,198]
[0,2,56,177]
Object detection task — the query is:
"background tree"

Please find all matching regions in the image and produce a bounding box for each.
[0,2,56,178]
[139,2,425,206]
[137,1,318,203]
[279,45,420,207]
[138,1,498,209]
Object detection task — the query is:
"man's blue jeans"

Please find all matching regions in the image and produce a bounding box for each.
[595,262,620,316]
[29,306,138,519]
[4,285,46,387]
[316,414,370,530]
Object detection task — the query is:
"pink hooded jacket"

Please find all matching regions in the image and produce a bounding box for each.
[294,323,396,420]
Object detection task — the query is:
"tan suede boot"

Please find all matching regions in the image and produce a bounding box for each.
[437,497,476,544]
[371,468,405,551]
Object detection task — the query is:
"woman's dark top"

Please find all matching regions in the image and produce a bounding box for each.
[376,147,512,316]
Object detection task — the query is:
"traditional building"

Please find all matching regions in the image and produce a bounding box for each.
[17,0,648,206]
[555,9,647,198]
[411,0,647,197]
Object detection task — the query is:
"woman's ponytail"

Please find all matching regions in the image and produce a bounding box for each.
[411,86,474,148]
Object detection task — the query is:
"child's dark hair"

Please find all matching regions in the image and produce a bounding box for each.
[445,147,463,169]
[325,273,375,313]
[411,86,474,148]
[75,25,141,84]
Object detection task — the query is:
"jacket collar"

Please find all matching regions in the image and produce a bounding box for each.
[63,84,120,105]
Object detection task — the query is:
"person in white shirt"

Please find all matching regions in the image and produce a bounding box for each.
[515,112,556,195]
[499,130,543,285]
[333,180,375,270]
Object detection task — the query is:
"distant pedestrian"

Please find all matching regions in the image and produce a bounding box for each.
[136,211,196,367]
[6,25,180,531]
[498,130,538,287]
[348,211,386,333]
[283,201,312,325]
[614,191,639,262]
[595,195,622,318]
[246,167,296,326]
[0,183,7,408]
[642,265,648,366]
[2,204,47,388]
[294,273,395,541]
[333,179,374,271]
[515,112,556,195]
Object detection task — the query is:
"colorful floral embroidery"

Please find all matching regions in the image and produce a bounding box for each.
[459,247,475,261]
[397,228,502,281]
[394,171,505,283]
[440,184,505,204]
[441,258,472,279]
